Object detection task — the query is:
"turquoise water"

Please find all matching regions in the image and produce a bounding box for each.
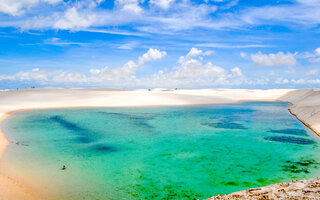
[1,102,320,199]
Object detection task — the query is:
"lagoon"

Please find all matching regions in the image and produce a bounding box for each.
[1,102,320,199]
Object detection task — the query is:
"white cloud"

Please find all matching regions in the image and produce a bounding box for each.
[149,0,175,10]
[140,48,246,87]
[230,67,244,78]
[0,48,250,87]
[303,47,320,63]
[54,7,97,30]
[237,1,320,28]
[240,52,247,58]
[88,48,166,82]
[1,0,220,32]
[306,69,318,76]
[52,71,87,83]
[250,51,296,66]
[138,48,167,64]
[115,0,142,14]
[135,2,218,33]
[275,78,289,84]
[117,41,139,50]
[197,43,272,48]
[1,0,320,33]
[89,60,139,82]
[178,47,213,64]
[0,0,60,16]
[43,37,86,46]
[285,68,295,74]
[186,47,203,57]
[149,48,227,86]
[0,48,166,84]
[5,47,320,88]
[291,78,320,85]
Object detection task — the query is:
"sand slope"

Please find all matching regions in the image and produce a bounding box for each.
[279,89,320,137]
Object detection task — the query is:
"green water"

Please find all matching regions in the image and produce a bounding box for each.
[1,102,320,199]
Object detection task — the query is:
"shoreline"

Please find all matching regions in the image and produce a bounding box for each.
[0,88,319,199]
[288,108,320,138]
[0,112,42,199]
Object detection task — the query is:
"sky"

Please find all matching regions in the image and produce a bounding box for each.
[0,0,320,89]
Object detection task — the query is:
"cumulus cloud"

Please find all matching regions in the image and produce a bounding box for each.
[1,0,320,34]
[54,7,97,30]
[13,0,219,32]
[303,47,320,63]
[139,48,245,87]
[178,47,213,64]
[115,0,142,14]
[291,78,320,85]
[89,60,139,82]
[5,47,320,88]
[229,67,244,78]
[89,48,166,82]
[0,48,250,88]
[0,0,60,16]
[250,51,296,66]
[138,48,167,64]
[0,48,166,84]
[149,0,175,10]
[306,69,318,76]
[275,78,289,84]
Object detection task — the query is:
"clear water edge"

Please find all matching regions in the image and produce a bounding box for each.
[1,102,320,200]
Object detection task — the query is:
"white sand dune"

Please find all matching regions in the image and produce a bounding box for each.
[0,88,319,199]
[279,89,320,137]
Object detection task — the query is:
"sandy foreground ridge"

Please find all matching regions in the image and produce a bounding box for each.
[0,88,319,199]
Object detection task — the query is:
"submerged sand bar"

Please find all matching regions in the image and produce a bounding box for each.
[0,88,319,199]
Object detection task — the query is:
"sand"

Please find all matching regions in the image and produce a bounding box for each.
[0,87,319,199]
[209,178,320,200]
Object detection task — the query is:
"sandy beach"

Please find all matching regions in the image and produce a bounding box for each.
[0,88,319,199]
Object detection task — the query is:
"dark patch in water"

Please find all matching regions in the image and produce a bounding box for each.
[267,128,308,136]
[283,159,319,174]
[242,181,254,187]
[98,112,155,129]
[282,164,311,174]
[264,136,315,145]
[50,115,98,144]
[256,178,267,184]
[91,144,117,153]
[220,181,239,186]
[201,121,247,130]
[50,115,84,131]
[15,141,29,146]
[296,159,319,166]
[76,136,94,144]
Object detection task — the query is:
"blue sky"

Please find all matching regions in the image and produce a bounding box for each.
[0,0,320,89]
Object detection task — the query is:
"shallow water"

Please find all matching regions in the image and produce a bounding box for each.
[1,102,320,199]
